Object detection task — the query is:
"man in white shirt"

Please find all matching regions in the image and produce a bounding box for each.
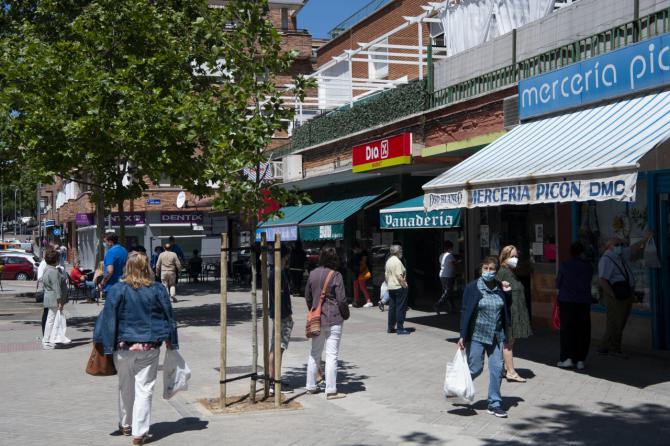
[435,241,457,314]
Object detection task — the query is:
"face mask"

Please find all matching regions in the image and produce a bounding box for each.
[481,271,496,282]
[613,246,624,255]
[506,257,519,268]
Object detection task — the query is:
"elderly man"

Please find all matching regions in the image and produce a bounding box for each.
[597,233,651,357]
[385,245,410,335]
[156,243,181,303]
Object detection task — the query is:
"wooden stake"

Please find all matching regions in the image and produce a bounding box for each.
[274,233,281,407]
[219,234,228,407]
[261,233,270,399]
[250,236,258,403]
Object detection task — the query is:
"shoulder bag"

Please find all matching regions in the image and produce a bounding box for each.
[85,342,117,376]
[305,270,334,338]
[605,255,632,301]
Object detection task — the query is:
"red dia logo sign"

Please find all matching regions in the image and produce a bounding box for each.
[352,133,411,173]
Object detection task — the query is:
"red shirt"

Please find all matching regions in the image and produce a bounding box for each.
[70,267,85,286]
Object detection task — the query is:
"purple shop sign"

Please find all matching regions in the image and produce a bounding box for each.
[75,213,95,226]
[160,211,203,224]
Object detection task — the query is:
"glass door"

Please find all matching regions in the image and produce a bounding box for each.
[657,193,670,349]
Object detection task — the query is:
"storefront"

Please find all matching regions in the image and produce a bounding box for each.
[424,33,670,350]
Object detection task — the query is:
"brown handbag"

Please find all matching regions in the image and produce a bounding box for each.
[305,270,335,338]
[85,342,117,376]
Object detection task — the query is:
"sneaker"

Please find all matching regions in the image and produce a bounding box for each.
[269,384,293,395]
[396,328,411,335]
[487,406,508,418]
[576,361,585,370]
[326,392,346,400]
[378,302,385,312]
[363,302,373,308]
[42,343,54,350]
[387,328,397,334]
[557,358,575,368]
[306,387,321,395]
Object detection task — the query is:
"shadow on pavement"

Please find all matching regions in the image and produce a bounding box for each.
[406,311,670,390]
[174,302,252,328]
[400,431,443,445]
[280,360,369,395]
[109,417,208,442]
[481,402,670,445]
[448,396,525,416]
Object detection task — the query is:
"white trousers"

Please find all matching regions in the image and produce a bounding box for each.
[114,349,160,437]
[306,324,342,394]
[42,308,56,347]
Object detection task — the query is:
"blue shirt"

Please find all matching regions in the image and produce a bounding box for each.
[556,258,594,304]
[103,244,128,291]
[171,243,185,262]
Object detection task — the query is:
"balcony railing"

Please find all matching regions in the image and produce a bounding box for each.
[273,7,670,159]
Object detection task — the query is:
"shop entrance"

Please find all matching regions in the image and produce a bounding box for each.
[655,191,670,349]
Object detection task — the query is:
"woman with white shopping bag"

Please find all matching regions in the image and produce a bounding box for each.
[457,256,512,418]
[95,251,179,445]
[42,249,69,350]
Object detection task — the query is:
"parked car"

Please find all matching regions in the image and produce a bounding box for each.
[0,241,22,250]
[0,250,40,267]
[0,255,35,280]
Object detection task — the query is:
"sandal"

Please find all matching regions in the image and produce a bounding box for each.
[505,372,527,383]
[132,434,153,445]
[118,425,131,436]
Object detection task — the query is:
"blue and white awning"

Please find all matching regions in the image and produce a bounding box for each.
[423,90,670,210]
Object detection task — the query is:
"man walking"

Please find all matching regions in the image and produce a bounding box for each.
[156,243,181,303]
[98,233,128,297]
[435,240,457,314]
[168,236,185,263]
[385,245,410,335]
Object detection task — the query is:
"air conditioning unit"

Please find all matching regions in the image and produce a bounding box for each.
[269,161,283,180]
[503,95,519,130]
[282,155,303,182]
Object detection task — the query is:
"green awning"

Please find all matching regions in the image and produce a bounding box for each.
[257,203,326,228]
[299,195,379,241]
[379,196,460,230]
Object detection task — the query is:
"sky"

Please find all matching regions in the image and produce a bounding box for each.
[298,0,375,39]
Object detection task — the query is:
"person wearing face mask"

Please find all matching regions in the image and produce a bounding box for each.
[385,245,410,335]
[556,242,594,369]
[496,245,532,383]
[458,256,512,418]
[597,234,651,357]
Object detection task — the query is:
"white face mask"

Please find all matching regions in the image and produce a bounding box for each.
[506,257,519,268]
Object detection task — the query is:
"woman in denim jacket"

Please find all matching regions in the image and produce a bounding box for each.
[95,251,178,445]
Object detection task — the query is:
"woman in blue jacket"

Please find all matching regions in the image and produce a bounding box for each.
[457,256,512,418]
[95,251,178,445]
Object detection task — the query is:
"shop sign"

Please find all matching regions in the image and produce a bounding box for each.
[75,212,146,226]
[520,33,670,119]
[160,211,203,224]
[352,133,412,173]
[75,213,94,226]
[255,225,298,242]
[425,172,638,210]
[146,198,161,205]
[379,208,460,230]
[299,224,345,241]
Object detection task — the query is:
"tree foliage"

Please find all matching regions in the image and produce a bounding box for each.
[0,0,309,220]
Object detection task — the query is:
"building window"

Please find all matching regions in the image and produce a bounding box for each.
[158,174,171,187]
[281,8,289,31]
[430,22,445,48]
[368,38,389,80]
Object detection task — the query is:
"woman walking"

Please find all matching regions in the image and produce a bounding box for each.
[42,249,67,349]
[497,245,532,382]
[458,256,512,418]
[556,242,594,369]
[95,252,179,445]
[305,246,348,400]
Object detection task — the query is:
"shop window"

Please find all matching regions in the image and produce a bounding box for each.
[280,8,289,31]
[368,38,389,80]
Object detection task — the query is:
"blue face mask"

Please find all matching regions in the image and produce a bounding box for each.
[613,245,624,255]
[481,271,496,282]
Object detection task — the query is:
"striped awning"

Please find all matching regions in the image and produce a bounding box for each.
[423,90,670,210]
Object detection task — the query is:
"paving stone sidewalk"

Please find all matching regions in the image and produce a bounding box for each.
[1,283,669,446]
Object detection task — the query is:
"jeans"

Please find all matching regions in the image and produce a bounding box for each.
[306,324,342,394]
[436,277,455,310]
[114,348,160,438]
[467,339,504,409]
[387,288,408,331]
[559,301,591,362]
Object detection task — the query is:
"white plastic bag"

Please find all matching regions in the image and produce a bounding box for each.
[380,281,390,305]
[644,237,661,269]
[49,310,71,345]
[163,349,191,399]
[443,349,475,403]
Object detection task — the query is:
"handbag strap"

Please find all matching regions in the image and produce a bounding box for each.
[605,253,630,283]
[314,270,335,312]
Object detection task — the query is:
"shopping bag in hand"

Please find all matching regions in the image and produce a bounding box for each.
[380,281,390,305]
[644,237,661,268]
[163,349,191,399]
[443,349,475,403]
[49,310,71,345]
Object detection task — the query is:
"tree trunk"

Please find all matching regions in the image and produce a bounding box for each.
[95,187,106,265]
[249,213,258,403]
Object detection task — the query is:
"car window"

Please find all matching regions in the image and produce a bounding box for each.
[5,257,21,264]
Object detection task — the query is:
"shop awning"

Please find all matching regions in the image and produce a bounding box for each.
[423,91,670,210]
[299,195,379,241]
[256,202,326,242]
[379,196,461,229]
